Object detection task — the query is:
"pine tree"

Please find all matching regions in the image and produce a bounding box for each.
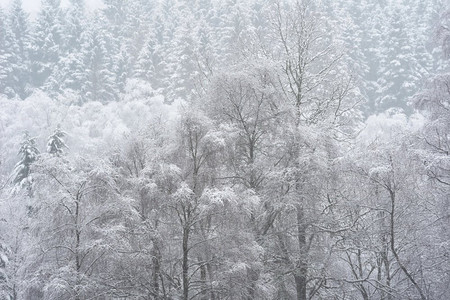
[165,14,199,102]
[47,126,68,156]
[120,0,154,67]
[134,33,157,82]
[7,0,30,98]
[0,8,11,96]
[62,0,86,54]
[12,131,40,195]
[29,0,63,88]
[114,50,129,94]
[215,0,255,65]
[375,5,421,113]
[134,16,167,91]
[46,0,87,97]
[101,0,155,96]
[141,0,179,96]
[79,15,118,103]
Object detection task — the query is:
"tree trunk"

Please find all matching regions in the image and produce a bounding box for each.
[382,250,392,300]
[198,256,208,300]
[294,272,307,300]
[207,261,216,300]
[247,267,259,300]
[75,192,81,300]
[182,225,190,300]
[152,238,161,299]
[388,190,427,300]
[295,204,307,300]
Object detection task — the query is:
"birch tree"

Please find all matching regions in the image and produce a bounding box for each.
[267,1,361,298]
[23,155,127,299]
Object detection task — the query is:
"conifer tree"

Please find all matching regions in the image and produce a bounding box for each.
[30,0,64,89]
[45,0,86,96]
[12,131,39,195]
[134,19,167,91]
[80,15,118,103]
[47,126,68,156]
[0,8,11,96]
[7,0,30,98]
[375,6,420,113]
[165,15,198,102]
[134,33,157,82]
[62,0,86,53]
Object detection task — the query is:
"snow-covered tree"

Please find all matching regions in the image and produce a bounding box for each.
[172,110,225,300]
[0,184,29,300]
[0,242,10,300]
[375,6,422,113]
[0,1,448,299]
[6,0,30,98]
[0,8,12,97]
[346,110,445,300]
[61,0,86,54]
[29,0,63,88]
[271,2,359,298]
[134,32,158,83]
[22,156,128,299]
[79,16,118,104]
[45,0,87,97]
[12,131,39,195]
[47,125,67,156]
[205,61,282,298]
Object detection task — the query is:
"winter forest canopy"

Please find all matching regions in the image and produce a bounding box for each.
[0,0,449,299]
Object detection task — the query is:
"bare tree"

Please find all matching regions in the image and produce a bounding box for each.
[265,1,361,299]
[23,155,126,299]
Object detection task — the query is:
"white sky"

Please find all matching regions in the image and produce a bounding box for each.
[0,0,104,18]
[0,0,41,15]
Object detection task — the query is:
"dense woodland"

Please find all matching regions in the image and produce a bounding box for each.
[0,0,449,299]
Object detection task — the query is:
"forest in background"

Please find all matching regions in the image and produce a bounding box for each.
[0,0,449,299]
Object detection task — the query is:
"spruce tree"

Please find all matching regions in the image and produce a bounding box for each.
[165,15,198,102]
[7,0,30,98]
[46,0,86,97]
[134,18,167,91]
[80,16,118,103]
[29,0,63,88]
[62,0,86,54]
[12,131,39,195]
[375,6,419,113]
[0,8,11,96]
[47,126,68,156]
[134,34,157,82]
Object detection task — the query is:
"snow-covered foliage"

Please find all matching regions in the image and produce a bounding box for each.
[0,0,448,299]
[11,131,39,195]
[46,125,68,156]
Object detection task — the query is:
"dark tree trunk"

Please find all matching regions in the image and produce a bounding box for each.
[295,204,307,300]
[247,267,259,300]
[152,239,162,299]
[199,256,207,300]
[207,261,216,300]
[182,225,190,300]
[388,189,427,300]
[75,191,81,300]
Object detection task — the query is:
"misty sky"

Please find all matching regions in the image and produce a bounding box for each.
[0,0,41,15]
[0,0,104,17]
